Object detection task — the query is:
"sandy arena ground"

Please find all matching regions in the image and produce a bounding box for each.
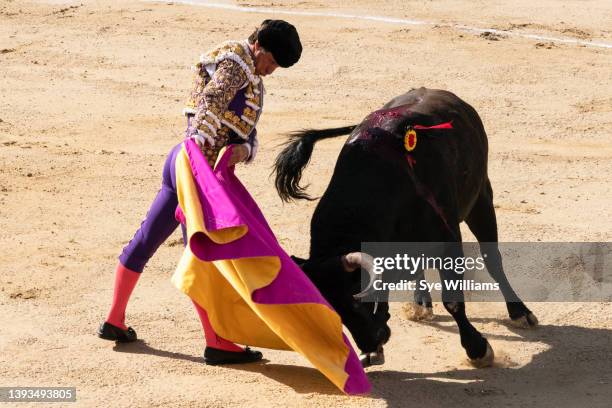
[1,0,611,406]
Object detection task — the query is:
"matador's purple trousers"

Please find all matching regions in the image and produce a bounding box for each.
[118,143,186,273]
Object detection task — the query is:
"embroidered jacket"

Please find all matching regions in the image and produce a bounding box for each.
[184,40,264,167]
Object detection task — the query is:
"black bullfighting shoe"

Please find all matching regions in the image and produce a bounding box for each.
[203,346,263,365]
[97,322,138,343]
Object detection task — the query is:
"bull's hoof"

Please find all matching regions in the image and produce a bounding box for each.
[468,341,494,368]
[360,346,385,368]
[420,306,434,321]
[403,303,434,321]
[509,312,539,329]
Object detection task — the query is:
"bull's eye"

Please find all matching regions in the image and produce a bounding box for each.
[404,128,417,151]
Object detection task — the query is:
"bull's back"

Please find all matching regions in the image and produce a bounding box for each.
[384,88,489,219]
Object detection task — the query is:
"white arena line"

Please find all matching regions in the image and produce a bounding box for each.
[145,0,612,50]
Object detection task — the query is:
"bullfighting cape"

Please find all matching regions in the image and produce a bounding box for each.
[171,139,370,395]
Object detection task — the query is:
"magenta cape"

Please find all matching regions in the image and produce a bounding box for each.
[171,139,370,394]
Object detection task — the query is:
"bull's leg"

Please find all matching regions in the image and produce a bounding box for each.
[440,245,493,367]
[444,301,494,367]
[465,180,538,328]
[404,271,434,321]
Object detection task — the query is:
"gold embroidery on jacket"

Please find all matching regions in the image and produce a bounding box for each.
[184,41,262,166]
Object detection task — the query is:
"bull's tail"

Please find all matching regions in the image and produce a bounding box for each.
[274,125,356,202]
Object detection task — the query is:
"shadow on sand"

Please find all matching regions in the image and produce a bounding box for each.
[367,318,612,407]
[112,340,342,395]
[112,319,612,406]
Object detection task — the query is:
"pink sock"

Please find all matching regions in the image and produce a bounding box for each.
[105,263,141,330]
[192,301,243,352]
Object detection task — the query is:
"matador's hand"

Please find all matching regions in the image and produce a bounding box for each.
[190,129,214,149]
[228,144,251,166]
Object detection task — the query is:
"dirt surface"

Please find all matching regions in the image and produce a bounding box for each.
[1,0,611,406]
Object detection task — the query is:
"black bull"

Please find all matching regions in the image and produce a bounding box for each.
[273,88,537,363]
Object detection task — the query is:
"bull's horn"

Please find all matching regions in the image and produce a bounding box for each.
[348,252,378,299]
